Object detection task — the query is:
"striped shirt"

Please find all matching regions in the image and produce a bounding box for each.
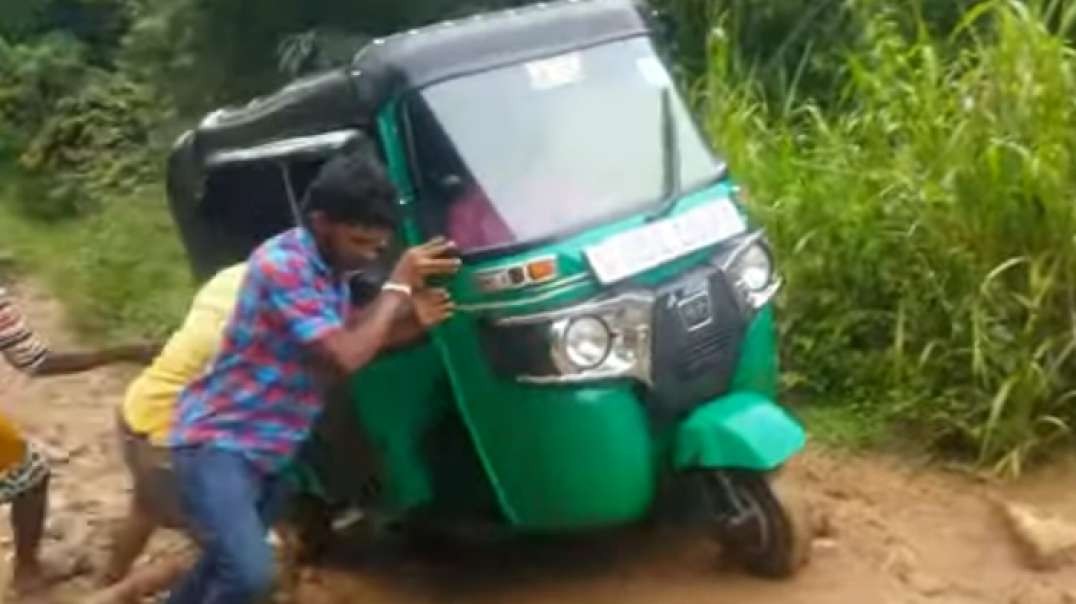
[0,287,49,374]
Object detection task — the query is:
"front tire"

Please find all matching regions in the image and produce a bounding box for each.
[284,494,338,563]
[704,471,812,578]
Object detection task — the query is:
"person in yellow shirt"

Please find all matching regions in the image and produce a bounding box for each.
[96,257,452,602]
[101,262,248,589]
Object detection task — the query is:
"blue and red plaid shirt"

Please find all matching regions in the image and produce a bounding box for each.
[170,227,350,472]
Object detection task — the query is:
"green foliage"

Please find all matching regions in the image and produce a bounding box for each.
[800,403,890,451]
[655,0,979,107]
[0,32,89,132]
[17,73,168,219]
[120,0,533,115]
[277,29,371,79]
[6,0,1076,473]
[61,186,193,339]
[706,0,1076,474]
[0,0,131,64]
[0,184,193,341]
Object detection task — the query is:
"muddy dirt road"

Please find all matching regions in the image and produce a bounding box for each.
[3,282,1076,604]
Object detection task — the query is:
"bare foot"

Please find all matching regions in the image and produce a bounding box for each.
[85,555,190,604]
[10,550,92,596]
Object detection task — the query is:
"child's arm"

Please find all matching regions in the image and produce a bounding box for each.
[1,288,158,377]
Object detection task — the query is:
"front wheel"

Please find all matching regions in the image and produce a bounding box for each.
[703,471,812,578]
[282,493,339,563]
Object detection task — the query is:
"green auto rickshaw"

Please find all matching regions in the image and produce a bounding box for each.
[166,0,811,578]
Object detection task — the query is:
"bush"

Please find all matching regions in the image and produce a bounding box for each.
[119,0,543,115]
[15,72,168,219]
[62,186,193,339]
[705,0,1076,474]
[0,184,193,341]
[0,32,89,132]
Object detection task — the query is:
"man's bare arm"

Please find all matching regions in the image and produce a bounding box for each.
[347,287,454,352]
[315,240,459,373]
[313,290,412,374]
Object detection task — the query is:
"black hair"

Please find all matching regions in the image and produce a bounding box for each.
[302,150,398,229]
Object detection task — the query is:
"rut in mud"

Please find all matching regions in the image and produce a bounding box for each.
[2,281,1076,604]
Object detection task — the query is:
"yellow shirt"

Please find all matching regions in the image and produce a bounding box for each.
[121,263,247,445]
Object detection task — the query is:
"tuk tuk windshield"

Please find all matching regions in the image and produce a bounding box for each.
[407,37,723,254]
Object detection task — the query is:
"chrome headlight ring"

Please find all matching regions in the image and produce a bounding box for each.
[721,231,781,310]
[496,292,654,386]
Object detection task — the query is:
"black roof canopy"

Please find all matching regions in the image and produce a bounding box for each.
[183,0,652,165]
[350,0,651,110]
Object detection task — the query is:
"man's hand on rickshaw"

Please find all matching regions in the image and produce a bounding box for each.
[413,288,455,328]
[319,238,459,372]
[390,237,461,288]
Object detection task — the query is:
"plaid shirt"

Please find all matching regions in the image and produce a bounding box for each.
[170,228,350,472]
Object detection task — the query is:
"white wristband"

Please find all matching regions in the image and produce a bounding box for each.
[381,281,413,297]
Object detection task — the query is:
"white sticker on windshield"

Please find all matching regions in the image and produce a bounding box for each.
[637,56,672,88]
[526,52,583,90]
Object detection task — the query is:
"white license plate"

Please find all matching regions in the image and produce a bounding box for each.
[584,200,747,284]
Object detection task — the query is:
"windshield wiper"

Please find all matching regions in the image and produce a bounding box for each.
[646,88,681,222]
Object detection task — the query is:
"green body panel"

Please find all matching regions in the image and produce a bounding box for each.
[432,315,657,530]
[449,189,744,312]
[674,391,805,471]
[731,304,780,399]
[295,104,801,530]
[346,344,447,510]
[376,102,726,529]
[303,107,493,515]
[415,183,747,529]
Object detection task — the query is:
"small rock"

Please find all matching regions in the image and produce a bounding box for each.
[882,544,918,576]
[45,523,66,541]
[824,486,851,501]
[36,441,72,464]
[1010,580,1062,604]
[813,537,839,552]
[866,514,889,530]
[904,570,949,598]
[66,443,89,460]
[882,545,949,598]
[1000,502,1076,571]
[814,508,837,538]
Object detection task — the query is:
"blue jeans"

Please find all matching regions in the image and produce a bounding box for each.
[167,445,292,604]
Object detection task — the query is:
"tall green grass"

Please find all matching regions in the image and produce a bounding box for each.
[706,0,1076,473]
[0,181,193,341]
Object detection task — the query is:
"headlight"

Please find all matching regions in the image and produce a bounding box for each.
[559,316,612,370]
[492,293,654,386]
[734,243,773,292]
[721,233,781,310]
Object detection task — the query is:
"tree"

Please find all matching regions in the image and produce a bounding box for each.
[120,0,532,115]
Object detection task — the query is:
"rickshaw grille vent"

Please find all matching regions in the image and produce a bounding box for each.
[682,328,739,374]
[650,269,746,414]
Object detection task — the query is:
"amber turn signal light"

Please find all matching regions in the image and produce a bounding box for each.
[525,258,558,282]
